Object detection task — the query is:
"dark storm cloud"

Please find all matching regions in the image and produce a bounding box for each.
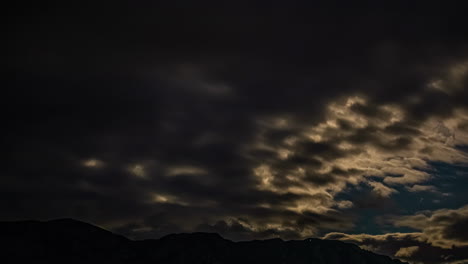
[4,0,468,251]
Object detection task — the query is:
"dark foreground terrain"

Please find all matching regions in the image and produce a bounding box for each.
[1,219,405,264]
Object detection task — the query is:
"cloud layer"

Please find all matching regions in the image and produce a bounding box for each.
[5,2,468,263]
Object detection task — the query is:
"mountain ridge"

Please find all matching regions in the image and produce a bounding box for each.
[0,219,407,264]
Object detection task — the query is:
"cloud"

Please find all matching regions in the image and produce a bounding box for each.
[393,205,468,249]
[82,159,105,168]
[395,246,419,258]
[196,219,302,241]
[368,181,399,197]
[325,204,468,263]
[405,185,438,193]
[246,89,468,211]
[323,231,468,264]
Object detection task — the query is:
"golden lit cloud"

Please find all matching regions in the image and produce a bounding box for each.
[128,164,146,178]
[165,165,207,176]
[82,158,105,168]
[248,83,468,220]
[152,193,189,206]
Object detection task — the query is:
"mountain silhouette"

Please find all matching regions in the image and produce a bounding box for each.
[1,219,406,264]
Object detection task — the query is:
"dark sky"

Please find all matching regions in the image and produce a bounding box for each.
[5,1,468,263]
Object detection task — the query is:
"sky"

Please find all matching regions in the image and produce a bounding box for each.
[5,1,468,263]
